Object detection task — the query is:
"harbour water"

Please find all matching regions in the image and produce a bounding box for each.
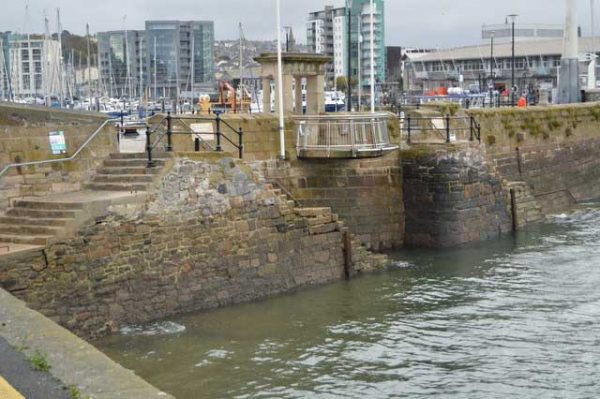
[95,204,600,398]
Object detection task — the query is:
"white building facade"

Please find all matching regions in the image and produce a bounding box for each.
[8,38,62,99]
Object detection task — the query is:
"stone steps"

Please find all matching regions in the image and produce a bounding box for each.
[84,182,149,192]
[91,174,155,183]
[13,200,85,210]
[102,159,168,168]
[0,233,54,246]
[0,151,170,253]
[88,153,171,192]
[109,152,171,160]
[6,208,81,219]
[0,216,72,227]
[96,166,162,176]
[0,224,64,236]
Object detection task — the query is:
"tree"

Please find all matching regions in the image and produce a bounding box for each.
[336,76,348,92]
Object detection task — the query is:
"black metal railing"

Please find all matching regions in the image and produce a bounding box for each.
[144,112,244,167]
[403,115,481,144]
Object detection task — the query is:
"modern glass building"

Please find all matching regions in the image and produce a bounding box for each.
[97,20,214,99]
[97,30,146,98]
[145,20,215,99]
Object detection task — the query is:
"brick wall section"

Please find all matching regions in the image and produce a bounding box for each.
[0,104,116,210]
[0,157,388,339]
[470,104,600,214]
[253,150,404,251]
[402,145,512,248]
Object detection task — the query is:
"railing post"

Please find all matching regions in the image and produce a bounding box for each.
[407,117,411,144]
[120,111,124,133]
[194,137,200,152]
[470,116,474,141]
[238,127,244,159]
[166,111,173,152]
[477,123,482,144]
[370,119,377,149]
[146,124,154,168]
[215,112,223,152]
[446,114,451,143]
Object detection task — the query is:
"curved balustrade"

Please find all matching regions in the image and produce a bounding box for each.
[294,113,398,159]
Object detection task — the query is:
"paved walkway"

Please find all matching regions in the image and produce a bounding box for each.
[0,337,70,399]
[0,289,173,399]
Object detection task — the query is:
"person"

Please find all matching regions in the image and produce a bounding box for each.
[518,96,527,108]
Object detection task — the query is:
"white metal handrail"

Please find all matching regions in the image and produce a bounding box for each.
[0,118,118,180]
[296,114,393,154]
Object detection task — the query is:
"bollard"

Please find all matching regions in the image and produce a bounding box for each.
[446,114,451,143]
[166,112,173,152]
[215,112,223,151]
[146,125,154,168]
[195,137,200,152]
[470,116,474,141]
[238,127,244,159]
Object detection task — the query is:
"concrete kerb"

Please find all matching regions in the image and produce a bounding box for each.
[0,289,173,399]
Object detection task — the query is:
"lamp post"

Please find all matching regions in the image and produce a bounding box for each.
[370,0,375,113]
[489,32,494,108]
[276,0,285,159]
[347,0,353,112]
[507,14,518,106]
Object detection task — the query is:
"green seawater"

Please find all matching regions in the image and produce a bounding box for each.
[95,204,600,398]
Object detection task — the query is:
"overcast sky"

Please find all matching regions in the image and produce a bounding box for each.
[1,0,596,47]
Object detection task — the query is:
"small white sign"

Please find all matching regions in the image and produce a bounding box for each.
[190,123,215,142]
[49,131,67,155]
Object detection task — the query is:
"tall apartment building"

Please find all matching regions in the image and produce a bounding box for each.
[307,0,386,89]
[97,30,146,98]
[97,20,215,99]
[4,37,62,99]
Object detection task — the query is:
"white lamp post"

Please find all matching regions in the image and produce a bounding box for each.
[276,0,285,159]
[370,0,375,113]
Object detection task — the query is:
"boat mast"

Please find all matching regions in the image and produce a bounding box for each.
[139,36,143,106]
[86,23,92,109]
[44,14,50,106]
[239,22,243,113]
[124,15,132,101]
[56,9,64,107]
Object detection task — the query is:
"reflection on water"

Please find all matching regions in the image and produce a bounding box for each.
[95,205,600,399]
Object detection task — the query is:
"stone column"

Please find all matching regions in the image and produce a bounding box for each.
[275,74,295,114]
[295,76,304,115]
[262,78,271,113]
[306,75,325,115]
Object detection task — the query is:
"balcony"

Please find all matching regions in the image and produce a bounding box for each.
[295,113,398,159]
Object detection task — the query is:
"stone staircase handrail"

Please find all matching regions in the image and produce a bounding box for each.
[0,118,119,181]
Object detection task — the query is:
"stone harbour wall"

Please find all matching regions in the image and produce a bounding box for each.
[470,104,600,214]
[402,145,512,248]
[253,150,404,251]
[0,157,387,339]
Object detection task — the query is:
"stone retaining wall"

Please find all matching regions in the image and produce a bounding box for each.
[402,144,512,248]
[0,157,387,339]
[0,104,115,211]
[253,150,404,251]
[470,104,600,214]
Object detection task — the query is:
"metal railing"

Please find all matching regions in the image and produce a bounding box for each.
[0,118,118,180]
[403,115,481,144]
[145,112,244,167]
[295,113,396,157]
